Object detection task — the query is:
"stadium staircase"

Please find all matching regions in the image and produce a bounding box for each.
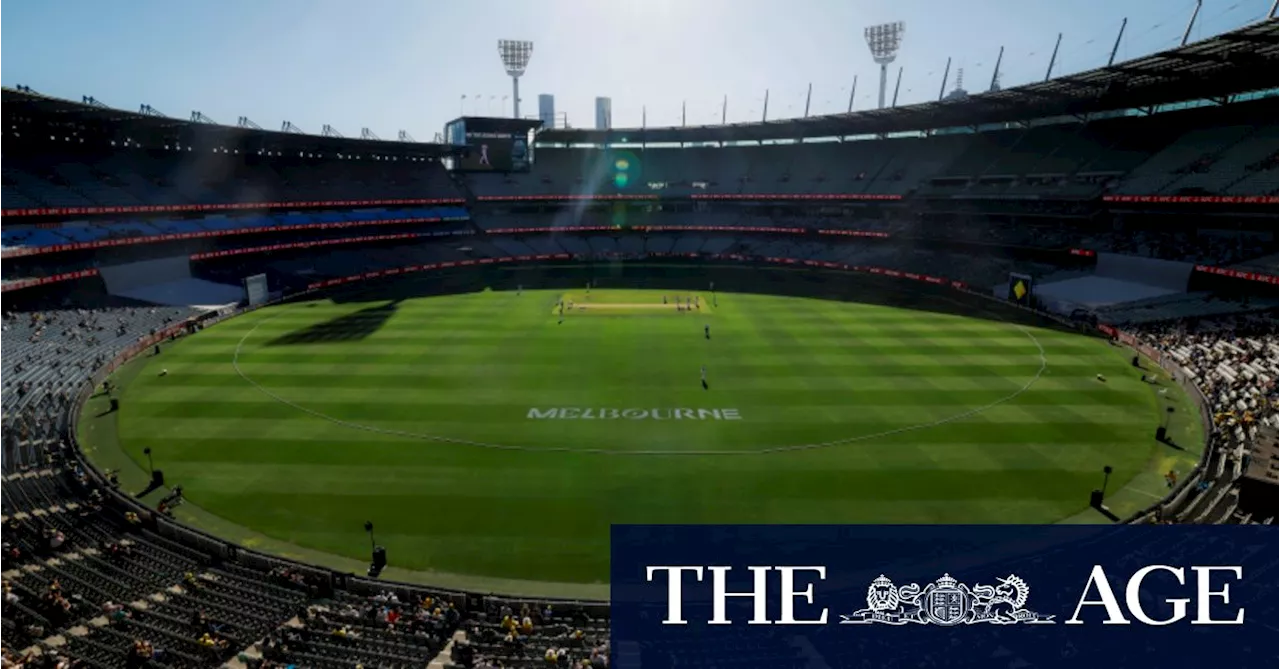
[446,168,475,202]
[446,170,487,236]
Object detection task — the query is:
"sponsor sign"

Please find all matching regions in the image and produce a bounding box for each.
[527,408,742,420]
[817,229,892,238]
[1,215,469,259]
[692,193,904,201]
[1103,194,1278,204]
[188,229,473,261]
[1193,264,1279,285]
[485,225,812,235]
[1,268,100,293]
[2,197,465,218]
[1007,272,1034,306]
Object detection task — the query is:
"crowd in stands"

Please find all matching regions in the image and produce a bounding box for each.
[2,239,1272,667]
[451,600,608,669]
[1128,310,1278,523]
[3,81,1276,668]
[0,299,619,669]
[2,304,191,505]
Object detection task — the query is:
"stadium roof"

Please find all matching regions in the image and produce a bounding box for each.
[3,19,1275,152]
[1,88,459,159]
[540,18,1279,144]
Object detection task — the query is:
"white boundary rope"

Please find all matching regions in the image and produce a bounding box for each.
[231,302,1049,456]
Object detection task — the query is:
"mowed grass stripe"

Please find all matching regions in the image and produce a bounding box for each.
[112,288,1170,585]
[218,341,1082,358]
[123,438,1130,473]
[133,385,1150,410]
[125,411,1145,449]
[110,371,1113,394]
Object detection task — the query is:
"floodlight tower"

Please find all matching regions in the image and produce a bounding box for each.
[498,40,534,119]
[864,22,905,110]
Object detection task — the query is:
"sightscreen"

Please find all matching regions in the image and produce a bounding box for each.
[244,273,269,306]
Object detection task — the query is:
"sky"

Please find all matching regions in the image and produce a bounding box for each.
[1,0,1271,140]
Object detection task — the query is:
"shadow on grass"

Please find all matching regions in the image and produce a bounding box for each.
[302,262,1087,335]
[263,299,403,346]
[1092,504,1122,522]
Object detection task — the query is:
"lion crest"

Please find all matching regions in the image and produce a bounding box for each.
[866,575,899,611]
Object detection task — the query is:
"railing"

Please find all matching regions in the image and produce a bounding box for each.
[1,215,470,260]
[1095,325,1219,523]
[3,197,466,219]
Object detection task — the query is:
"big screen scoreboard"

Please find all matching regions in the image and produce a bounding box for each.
[444,118,531,172]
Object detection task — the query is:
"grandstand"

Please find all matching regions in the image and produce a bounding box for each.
[2,16,1277,669]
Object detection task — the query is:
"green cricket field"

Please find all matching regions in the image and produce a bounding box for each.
[79,285,1204,598]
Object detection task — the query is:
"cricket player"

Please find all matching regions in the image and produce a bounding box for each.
[705,324,710,340]
[701,365,708,390]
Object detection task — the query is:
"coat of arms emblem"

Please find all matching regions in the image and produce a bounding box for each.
[841,573,1055,626]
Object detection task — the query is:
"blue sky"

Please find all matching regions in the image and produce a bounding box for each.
[1,0,1269,139]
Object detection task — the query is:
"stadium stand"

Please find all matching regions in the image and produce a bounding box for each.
[2,151,462,211]
[2,17,1276,667]
[1125,311,1278,524]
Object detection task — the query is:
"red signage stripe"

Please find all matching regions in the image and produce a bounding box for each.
[1102,195,1278,204]
[2,198,466,218]
[1,216,467,259]
[303,254,963,291]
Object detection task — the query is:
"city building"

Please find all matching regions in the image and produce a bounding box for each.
[595,97,612,130]
[538,94,555,128]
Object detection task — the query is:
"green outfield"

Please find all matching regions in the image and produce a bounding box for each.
[80,285,1204,597]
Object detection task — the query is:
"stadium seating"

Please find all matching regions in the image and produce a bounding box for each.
[4,38,1278,665]
[0,274,600,666]
[1127,312,1278,524]
[1,207,470,255]
[2,150,462,213]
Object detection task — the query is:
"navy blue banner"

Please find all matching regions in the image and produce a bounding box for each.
[611,525,1278,669]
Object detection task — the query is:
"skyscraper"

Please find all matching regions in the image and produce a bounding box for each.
[538,94,556,128]
[595,97,612,130]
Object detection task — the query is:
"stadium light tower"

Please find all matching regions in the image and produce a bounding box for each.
[498,40,534,119]
[864,21,905,110]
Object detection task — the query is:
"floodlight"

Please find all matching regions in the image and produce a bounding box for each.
[863,21,905,109]
[498,40,534,119]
